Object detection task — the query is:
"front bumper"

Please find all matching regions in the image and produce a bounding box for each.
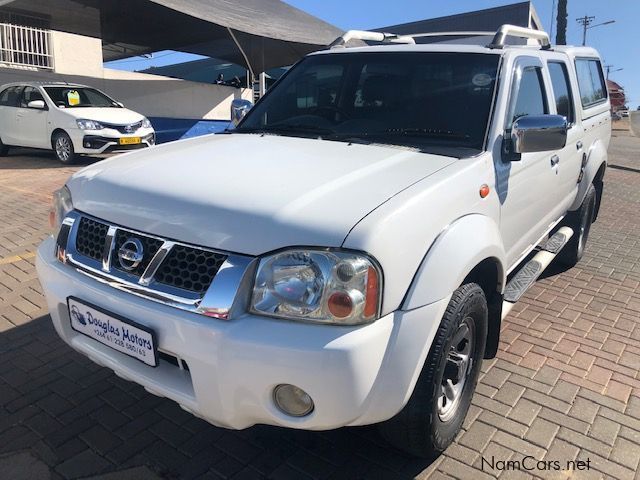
[69,127,156,154]
[37,236,448,430]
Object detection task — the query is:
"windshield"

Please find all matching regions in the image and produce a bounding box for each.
[44,87,120,108]
[236,52,500,152]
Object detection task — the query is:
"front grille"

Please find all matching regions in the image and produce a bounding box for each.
[75,217,108,260]
[155,245,227,294]
[112,230,163,277]
[71,214,229,299]
[102,121,143,134]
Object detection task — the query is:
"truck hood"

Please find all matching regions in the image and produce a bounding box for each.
[68,133,457,255]
[61,107,144,124]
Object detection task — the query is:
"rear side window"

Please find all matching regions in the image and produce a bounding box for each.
[20,87,45,107]
[509,66,548,127]
[575,58,607,108]
[548,62,574,123]
[0,86,23,107]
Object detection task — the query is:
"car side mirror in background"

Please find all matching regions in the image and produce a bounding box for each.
[506,114,567,160]
[230,99,253,127]
[115,102,124,108]
[27,100,46,110]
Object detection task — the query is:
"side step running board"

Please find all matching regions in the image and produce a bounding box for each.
[501,226,574,319]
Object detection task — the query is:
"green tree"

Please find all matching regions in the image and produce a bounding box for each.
[556,0,568,45]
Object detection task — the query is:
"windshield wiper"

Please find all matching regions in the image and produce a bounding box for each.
[380,129,470,140]
[234,124,335,137]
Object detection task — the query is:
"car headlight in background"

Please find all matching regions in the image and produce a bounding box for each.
[49,186,73,235]
[251,249,382,325]
[141,117,152,129]
[76,119,104,130]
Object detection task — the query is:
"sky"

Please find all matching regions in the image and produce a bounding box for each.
[105,0,640,108]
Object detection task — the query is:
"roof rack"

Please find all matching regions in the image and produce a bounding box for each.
[330,30,415,48]
[488,24,550,49]
[330,24,551,50]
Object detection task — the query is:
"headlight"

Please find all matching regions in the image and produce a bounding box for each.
[250,249,382,325]
[141,117,152,129]
[49,186,73,235]
[76,119,104,130]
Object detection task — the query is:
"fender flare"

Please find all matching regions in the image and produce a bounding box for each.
[402,214,506,310]
[569,138,607,212]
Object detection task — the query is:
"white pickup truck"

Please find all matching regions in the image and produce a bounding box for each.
[37,25,610,457]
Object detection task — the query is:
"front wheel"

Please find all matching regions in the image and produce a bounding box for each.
[53,132,76,164]
[378,283,487,457]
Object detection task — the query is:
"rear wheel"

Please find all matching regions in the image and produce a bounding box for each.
[53,132,76,164]
[558,184,596,267]
[0,137,9,156]
[378,283,487,457]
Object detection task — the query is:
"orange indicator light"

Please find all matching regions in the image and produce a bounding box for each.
[479,184,490,198]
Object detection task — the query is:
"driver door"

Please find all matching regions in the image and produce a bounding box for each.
[496,56,563,268]
[15,87,49,148]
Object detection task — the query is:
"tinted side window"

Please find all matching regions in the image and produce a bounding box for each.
[0,86,23,107]
[20,87,45,107]
[575,58,607,107]
[510,66,547,127]
[548,62,574,123]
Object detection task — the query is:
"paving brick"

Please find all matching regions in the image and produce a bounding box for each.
[55,449,111,479]
[525,418,560,449]
[610,437,640,471]
[506,398,542,426]
[458,422,497,452]
[588,415,620,446]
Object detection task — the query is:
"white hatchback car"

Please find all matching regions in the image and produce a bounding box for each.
[0,82,155,163]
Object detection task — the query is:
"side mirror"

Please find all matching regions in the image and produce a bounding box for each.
[116,102,124,108]
[509,114,567,157]
[27,100,46,110]
[230,99,253,127]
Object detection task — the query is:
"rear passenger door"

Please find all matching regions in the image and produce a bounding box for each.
[497,56,562,267]
[0,85,23,145]
[545,60,582,213]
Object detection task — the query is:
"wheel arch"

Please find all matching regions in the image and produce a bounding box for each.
[50,128,69,148]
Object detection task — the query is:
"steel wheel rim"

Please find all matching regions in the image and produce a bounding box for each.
[56,137,70,161]
[438,317,475,422]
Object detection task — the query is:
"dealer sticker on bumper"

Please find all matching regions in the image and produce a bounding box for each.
[68,297,158,367]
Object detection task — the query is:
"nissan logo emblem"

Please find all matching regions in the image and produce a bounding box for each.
[118,238,144,271]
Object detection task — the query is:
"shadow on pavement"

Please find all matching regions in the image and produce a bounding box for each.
[0,149,103,170]
[0,316,437,479]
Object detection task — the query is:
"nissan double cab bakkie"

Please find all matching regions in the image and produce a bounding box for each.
[37,25,610,457]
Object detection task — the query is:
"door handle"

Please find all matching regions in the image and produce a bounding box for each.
[576,141,583,150]
[550,155,560,167]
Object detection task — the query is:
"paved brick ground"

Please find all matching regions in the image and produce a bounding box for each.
[1,134,639,480]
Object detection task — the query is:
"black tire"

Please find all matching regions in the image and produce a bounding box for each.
[52,131,76,164]
[0,137,9,157]
[558,184,596,267]
[378,283,488,457]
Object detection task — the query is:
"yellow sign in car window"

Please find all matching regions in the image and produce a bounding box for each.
[67,90,80,106]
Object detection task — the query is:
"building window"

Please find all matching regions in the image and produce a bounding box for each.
[0,14,53,70]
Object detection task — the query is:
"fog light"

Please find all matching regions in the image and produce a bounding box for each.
[273,384,314,417]
[84,142,91,148]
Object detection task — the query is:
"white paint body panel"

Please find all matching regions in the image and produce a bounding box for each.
[36,42,611,430]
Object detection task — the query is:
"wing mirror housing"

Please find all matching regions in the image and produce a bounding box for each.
[27,100,46,110]
[230,99,253,127]
[504,114,567,160]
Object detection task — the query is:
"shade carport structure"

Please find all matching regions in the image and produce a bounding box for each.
[0,0,344,78]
